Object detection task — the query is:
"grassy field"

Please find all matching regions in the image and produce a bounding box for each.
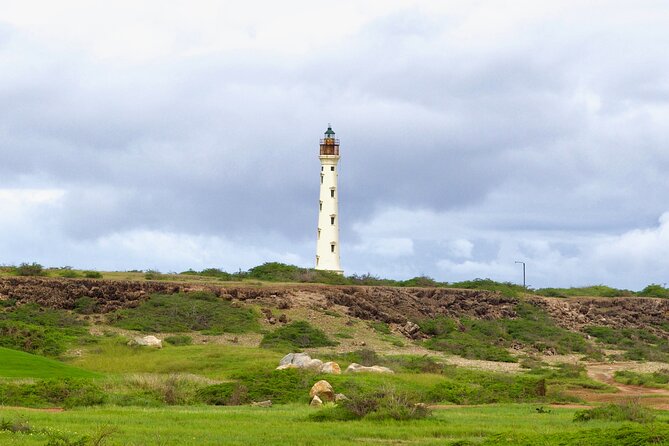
[0,347,98,379]
[2,403,669,446]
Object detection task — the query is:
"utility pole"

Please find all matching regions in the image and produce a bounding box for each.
[515,261,526,289]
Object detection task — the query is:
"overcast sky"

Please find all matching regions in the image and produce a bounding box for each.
[1,1,668,289]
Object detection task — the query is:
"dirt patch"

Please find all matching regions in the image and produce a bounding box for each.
[570,362,669,409]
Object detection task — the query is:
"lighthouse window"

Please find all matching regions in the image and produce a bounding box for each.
[330,216,335,225]
[331,244,335,253]
[330,166,335,171]
[319,201,322,211]
[318,228,321,239]
[320,174,324,184]
[321,166,323,171]
[330,189,335,198]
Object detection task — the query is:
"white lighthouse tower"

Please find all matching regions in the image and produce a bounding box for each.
[316,125,343,274]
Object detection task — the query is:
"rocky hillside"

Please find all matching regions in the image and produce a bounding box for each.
[1,276,668,337]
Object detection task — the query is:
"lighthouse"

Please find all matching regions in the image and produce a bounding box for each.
[316,125,343,274]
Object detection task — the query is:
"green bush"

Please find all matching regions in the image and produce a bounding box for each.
[83,270,103,279]
[164,335,193,346]
[573,400,655,423]
[58,270,81,278]
[199,368,313,405]
[260,321,337,349]
[0,304,89,356]
[311,386,430,421]
[0,378,106,408]
[447,278,525,297]
[110,293,259,334]
[369,321,391,334]
[638,284,669,298]
[73,297,99,314]
[15,262,45,276]
[535,285,632,298]
[144,270,162,280]
[614,369,669,387]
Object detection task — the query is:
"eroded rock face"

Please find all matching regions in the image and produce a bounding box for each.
[345,363,394,374]
[3,277,669,340]
[309,380,335,402]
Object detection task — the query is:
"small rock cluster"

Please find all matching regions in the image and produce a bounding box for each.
[309,380,348,407]
[276,353,341,374]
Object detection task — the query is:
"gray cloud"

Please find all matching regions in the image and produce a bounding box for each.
[1,2,668,288]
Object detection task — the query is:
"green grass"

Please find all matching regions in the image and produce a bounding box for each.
[614,369,669,388]
[0,304,91,356]
[109,292,260,334]
[535,285,633,298]
[584,326,669,361]
[72,339,281,379]
[0,347,99,379]
[1,404,668,446]
[260,321,337,350]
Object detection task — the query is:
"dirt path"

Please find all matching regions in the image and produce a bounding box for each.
[571,363,669,409]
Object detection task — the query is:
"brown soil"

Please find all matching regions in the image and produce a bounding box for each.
[571,363,669,409]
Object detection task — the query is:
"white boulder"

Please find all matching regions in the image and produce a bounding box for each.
[345,363,394,374]
[129,335,162,348]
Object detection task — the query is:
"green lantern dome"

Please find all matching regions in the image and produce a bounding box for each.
[324,125,335,137]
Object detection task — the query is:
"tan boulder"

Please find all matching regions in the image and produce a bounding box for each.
[309,380,335,402]
[320,361,341,374]
[310,395,323,407]
[345,363,394,374]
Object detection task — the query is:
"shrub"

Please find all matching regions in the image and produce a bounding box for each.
[311,386,430,421]
[73,297,99,314]
[83,271,103,279]
[110,293,259,334]
[15,262,45,276]
[573,400,655,423]
[638,284,669,298]
[369,321,391,334]
[144,270,162,280]
[260,321,337,349]
[58,270,81,278]
[0,378,106,408]
[164,335,193,346]
[199,268,233,280]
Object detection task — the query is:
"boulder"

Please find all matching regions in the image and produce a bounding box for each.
[277,353,323,371]
[310,395,323,407]
[400,321,421,339]
[309,380,335,402]
[320,361,341,374]
[334,393,348,403]
[345,363,394,374]
[129,335,162,348]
